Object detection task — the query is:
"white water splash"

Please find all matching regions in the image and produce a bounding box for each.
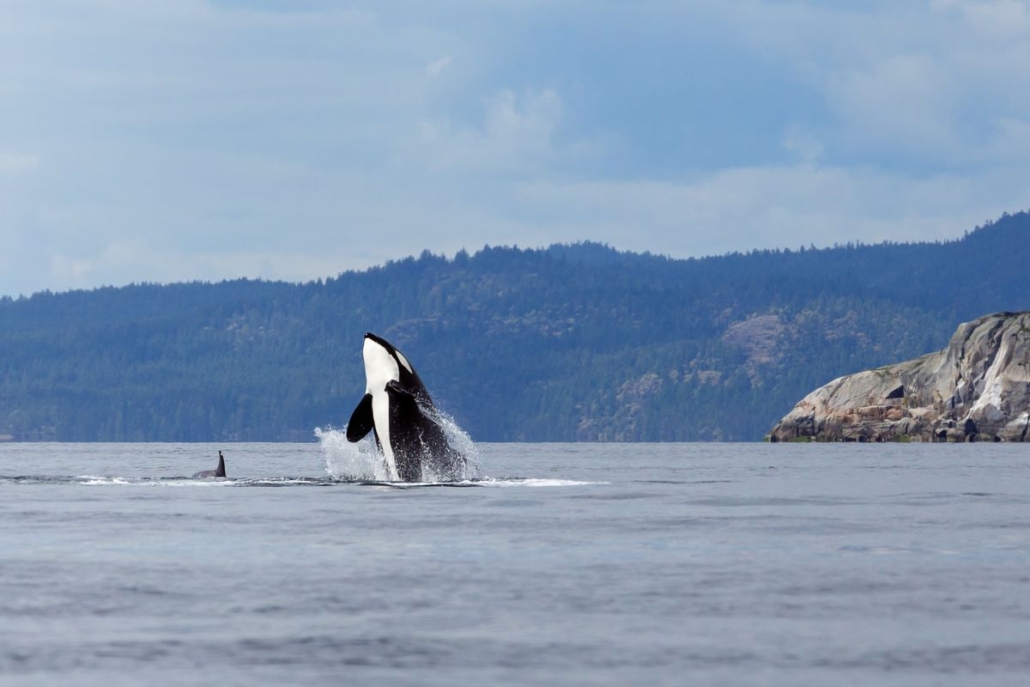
[79,475,133,486]
[476,478,607,488]
[424,406,481,482]
[75,476,233,487]
[315,427,389,481]
[315,409,480,483]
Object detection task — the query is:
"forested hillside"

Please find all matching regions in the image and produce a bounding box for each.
[2,211,1029,442]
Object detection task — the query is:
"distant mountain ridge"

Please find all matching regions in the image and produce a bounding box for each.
[2,211,1029,442]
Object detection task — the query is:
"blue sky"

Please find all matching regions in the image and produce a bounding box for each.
[2,0,1029,296]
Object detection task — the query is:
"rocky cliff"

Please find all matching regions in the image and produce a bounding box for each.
[767,312,1030,442]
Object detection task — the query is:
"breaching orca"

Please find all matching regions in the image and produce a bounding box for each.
[193,450,226,479]
[346,333,465,481]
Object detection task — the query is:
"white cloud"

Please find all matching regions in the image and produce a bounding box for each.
[932,0,1030,38]
[723,0,1030,166]
[486,89,561,139]
[513,162,1030,256]
[782,128,824,163]
[45,236,361,291]
[2,0,1030,298]
[826,53,956,153]
[416,87,565,175]
[426,55,452,78]
[0,153,40,175]
[988,117,1030,160]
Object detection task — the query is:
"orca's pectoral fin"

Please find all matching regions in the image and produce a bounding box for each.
[346,393,375,442]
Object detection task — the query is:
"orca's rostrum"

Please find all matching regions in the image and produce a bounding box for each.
[345,333,467,481]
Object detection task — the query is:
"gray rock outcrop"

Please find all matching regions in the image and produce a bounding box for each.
[767,312,1030,442]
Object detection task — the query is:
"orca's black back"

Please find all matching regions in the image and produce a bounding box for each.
[385,382,459,482]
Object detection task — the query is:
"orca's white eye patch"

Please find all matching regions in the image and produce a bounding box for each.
[395,351,414,374]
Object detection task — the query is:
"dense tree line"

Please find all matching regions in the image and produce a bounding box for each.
[1,211,1029,442]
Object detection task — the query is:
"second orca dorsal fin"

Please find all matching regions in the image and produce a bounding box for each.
[346,393,375,442]
[193,451,226,479]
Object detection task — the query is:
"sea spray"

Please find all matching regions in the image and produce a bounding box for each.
[423,406,481,481]
[315,427,389,481]
[315,411,480,482]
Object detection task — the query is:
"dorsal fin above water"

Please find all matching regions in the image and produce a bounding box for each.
[193,451,226,479]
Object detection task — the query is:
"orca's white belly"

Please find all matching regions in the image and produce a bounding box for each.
[372,391,396,479]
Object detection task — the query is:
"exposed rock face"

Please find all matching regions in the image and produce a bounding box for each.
[767,312,1030,442]
[723,314,785,383]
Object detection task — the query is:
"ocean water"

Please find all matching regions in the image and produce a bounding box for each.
[2,440,1030,686]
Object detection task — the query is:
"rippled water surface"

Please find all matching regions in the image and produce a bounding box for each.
[2,441,1030,686]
